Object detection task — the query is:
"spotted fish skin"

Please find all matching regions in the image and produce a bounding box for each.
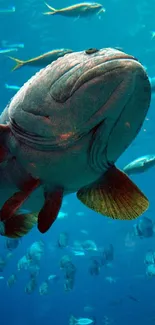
[0,47,151,237]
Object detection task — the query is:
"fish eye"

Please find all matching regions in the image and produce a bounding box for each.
[85,48,99,55]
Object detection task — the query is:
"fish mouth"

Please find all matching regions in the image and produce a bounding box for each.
[9,117,56,149]
[88,59,151,171]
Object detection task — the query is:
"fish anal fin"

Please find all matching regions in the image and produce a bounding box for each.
[38,189,63,233]
[0,212,38,238]
[77,165,149,220]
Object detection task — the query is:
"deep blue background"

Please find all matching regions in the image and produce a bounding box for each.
[0,0,155,324]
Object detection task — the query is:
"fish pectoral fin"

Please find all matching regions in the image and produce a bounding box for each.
[0,212,38,238]
[77,165,149,220]
[73,16,80,22]
[0,177,40,237]
[38,189,63,233]
[0,178,40,221]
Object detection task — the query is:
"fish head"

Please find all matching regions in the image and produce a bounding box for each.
[58,48,73,56]
[89,2,105,12]
[145,154,155,163]
[7,48,151,169]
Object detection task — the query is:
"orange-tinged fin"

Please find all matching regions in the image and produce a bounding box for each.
[0,212,38,238]
[8,56,25,71]
[0,178,40,222]
[38,189,63,233]
[77,165,149,220]
[43,2,57,15]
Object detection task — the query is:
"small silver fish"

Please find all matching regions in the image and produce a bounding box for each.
[69,315,94,325]
[150,77,155,94]
[44,2,105,18]
[8,48,73,71]
[0,48,18,54]
[123,155,155,175]
[72,250,85,256]
[0,6,15,13]
[4,43,24,49]
[5,83,20,91]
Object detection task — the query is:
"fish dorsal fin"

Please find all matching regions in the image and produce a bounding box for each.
[77,165,149,220]
[38,189,63,233]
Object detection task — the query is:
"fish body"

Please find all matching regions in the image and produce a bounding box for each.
[0,47,151,238]
[44,2,105,17]
[149,77,155,94]
[123,155,155,175]
[5,83,20,91]
[1,41,24,49]
[6,43,24,49]
[6,238,20,250]
[134,216,154,238]
[0,48,17,54]
[8,48,73,71]
[72,250,85,256]
[0,6,15,13]
[69,315,94,325]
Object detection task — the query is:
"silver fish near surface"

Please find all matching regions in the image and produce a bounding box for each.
[1,42,24,49]
[44,2,105,18]
[69,315,95,325]
[5,84,20,91]
[0,6,15,13]
[123,155,155,175]
[0,47,151,238]
[0,48,18,54]
[8,48,73,71]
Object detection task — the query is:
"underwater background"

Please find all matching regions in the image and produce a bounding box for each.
[1,0,155,324]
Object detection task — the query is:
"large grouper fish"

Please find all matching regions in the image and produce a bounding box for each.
[0,47,151,238]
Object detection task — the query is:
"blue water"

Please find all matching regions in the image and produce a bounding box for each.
[1,0,155,324]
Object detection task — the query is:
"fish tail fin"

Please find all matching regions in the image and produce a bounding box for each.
[8,56,25,71]
[0,212,38,238]
[43,2,57,15]
[69,315,77,325]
